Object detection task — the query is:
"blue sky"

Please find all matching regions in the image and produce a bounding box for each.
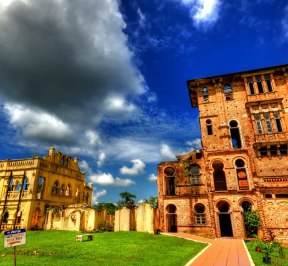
[0,0,288,204]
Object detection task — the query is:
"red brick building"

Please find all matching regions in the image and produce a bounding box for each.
[157,64,288,242]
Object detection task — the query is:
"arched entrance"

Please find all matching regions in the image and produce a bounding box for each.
[217,201,233,237]
[241,201,257,237]
[166,204,177,232]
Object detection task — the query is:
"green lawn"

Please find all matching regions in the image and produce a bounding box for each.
[246,241,288,266]
[0,231,207,266]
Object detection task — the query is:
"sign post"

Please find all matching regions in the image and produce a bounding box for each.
[4,229,26,266]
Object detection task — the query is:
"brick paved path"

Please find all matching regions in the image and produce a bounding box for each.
[166,233,254,266]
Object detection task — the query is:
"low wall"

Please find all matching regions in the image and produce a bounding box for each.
[114,203,159,234]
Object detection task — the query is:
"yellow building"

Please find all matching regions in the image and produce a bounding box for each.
[0,147,92,230]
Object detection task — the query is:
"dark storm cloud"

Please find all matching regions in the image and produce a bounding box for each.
[0,0,145,125]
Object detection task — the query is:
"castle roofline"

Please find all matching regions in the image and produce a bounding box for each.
[187,63,288,83]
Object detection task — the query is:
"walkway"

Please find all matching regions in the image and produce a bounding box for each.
[166,233,254,266]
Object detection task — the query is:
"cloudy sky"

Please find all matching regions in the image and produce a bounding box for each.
[0,0,288,204]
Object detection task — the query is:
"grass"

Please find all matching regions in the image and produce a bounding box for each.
[246,240,288,266]
[0,231,207,266]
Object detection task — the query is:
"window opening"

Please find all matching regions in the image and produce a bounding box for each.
[224,84,233,100]
[194,203,206,225]
[2,211,9,223]
[264,113,273,133]
[187,165,201,185]
[15,181,21,191]
[52,181,59,194]
[164,167,175,196]
[265,194,272,198]
[206,119,213,135]
[37,176,44,199]
[280,144,288,155]
[202,87,208,102]
[275,194,288,198]
[235,159,249,190]
[254,114,263,134]
[259,146,268,156]
[16,211,22,224]
[265,74,273,92]
[8,177,14,191]
[269,145,277,156]
[256,76,264,93]
[247,77,255,95]
[229,120,242,148]
[213,161,227,191]
[23,178,29,190]
[66,184,71,196]
[273,112,283,132]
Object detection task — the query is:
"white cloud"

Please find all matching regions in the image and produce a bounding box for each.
[160,144,175,160]
[89,172,135,186]
[149,174,157,182]
[186,138,202,150]
[120,159,146,175]
[4,103,74,143]
[178,0,221,28]
[137,8,146,28]
[97,152,106,167]
[104,96,137,113]
[138,199,144,205]
[92,189,107,204]
[85,130,101,147]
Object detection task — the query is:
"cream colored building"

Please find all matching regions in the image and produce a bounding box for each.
[0,147,92,230]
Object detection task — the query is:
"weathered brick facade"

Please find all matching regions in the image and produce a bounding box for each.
[157,64,288,242]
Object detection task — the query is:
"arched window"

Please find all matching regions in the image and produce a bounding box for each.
[229,120,242,148]
[206,119,213,135]
[194,203,206,225]
[164,167,175,196]
[202,87,208,102]
[23,178,29,190]
[66,184,71,196]
[60,184,65,195]
[224,84,233,100]
[213,160,227,191]
[8,177,14,191]
[52,181,59,194]
[235,159,249,190]
[2,211,9,223]
[186,164,201,185]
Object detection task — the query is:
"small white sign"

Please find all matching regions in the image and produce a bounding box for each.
[4,229,26,248]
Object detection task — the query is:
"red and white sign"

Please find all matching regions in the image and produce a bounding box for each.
[4,229,26,248]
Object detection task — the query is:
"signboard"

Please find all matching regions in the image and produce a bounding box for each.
[4,229,26,248]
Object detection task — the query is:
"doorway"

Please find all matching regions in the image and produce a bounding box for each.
[166,204,177,232]
[217,201,233,237]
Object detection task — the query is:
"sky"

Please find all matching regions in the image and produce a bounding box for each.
[0,0,288,204]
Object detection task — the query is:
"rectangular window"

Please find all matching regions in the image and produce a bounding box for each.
[260,146,267,156]
[280,144,288,155]
[256,75,264,93]
[264,113,273,133]
[265,194,272,198]
[275,194,288,198]
[254,114,263,134]
[273,112,283,132]
[190,175,201,185]
[270,145,277,155]
[247,77,255,95]
[195,214,206,225]
[265,74,273,92]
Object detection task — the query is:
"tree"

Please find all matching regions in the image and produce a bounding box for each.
[145,196,158,208]
[117,191,136,209]
[243,207,261,237]
[93,202,117,215]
